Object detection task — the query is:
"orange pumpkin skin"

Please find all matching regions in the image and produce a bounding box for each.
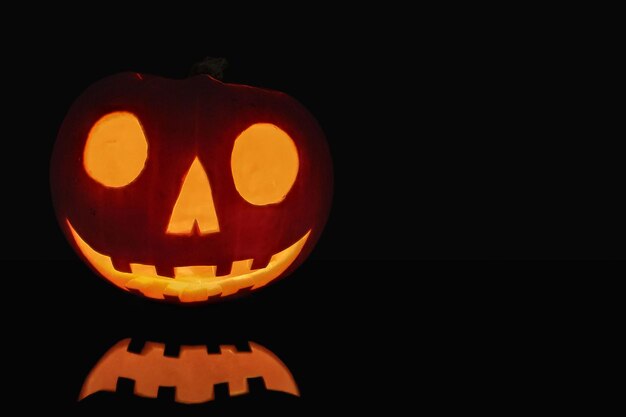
[50,73,332,303]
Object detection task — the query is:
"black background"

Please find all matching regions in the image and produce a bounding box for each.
[1,10,619,413]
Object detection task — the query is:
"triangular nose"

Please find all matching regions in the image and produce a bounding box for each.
[166,157,220,235]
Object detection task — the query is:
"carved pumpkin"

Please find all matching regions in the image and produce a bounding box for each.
[50,73,332,303]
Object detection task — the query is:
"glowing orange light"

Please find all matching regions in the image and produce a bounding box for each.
[51,72,334,305]
[231,123,299,205]
[79,339,299,403]
[83,111,148,187]
[167,157,220,235]
[68,219,310,302]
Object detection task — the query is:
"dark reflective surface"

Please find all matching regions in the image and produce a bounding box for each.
[9,260,370,413]
[4,259,604,413]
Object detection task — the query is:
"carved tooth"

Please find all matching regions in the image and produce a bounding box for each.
[180,286,209,302]
[220,275,254,297]
[144,341,167,356]
[178,345,206,359]
[130,263,159,278]
[217,344,236,355]
[125,276,153,291]
[227,377,248,396]
[163,281,188,298]
[230,259,253,276]
[126,278,167,300]
[141,280,169,299]
[174,265,216,279]
[132,342,166,398]
[269,250,286,265]
[219,280,243,297]
[205,283,222,297]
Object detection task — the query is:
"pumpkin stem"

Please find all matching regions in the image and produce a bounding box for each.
[189,57,228,80]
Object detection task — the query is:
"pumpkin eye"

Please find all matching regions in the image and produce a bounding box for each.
[83,111,148,188]
[231,123,299,205]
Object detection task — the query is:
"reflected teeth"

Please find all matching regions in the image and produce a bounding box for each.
[67,219,311,303]
[78,339,300,402]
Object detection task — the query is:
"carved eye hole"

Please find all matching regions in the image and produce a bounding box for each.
[231,123,299,206]
[83,111,148,188]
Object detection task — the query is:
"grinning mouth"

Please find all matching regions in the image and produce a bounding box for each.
[67,220,310,302]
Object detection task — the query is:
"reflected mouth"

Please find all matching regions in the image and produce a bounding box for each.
[79,339,299,403]
[67,219,310,302]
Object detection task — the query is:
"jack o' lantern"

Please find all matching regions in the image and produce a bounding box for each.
[50,70,332,303]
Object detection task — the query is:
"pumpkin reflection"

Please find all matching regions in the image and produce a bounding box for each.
[80,339,298,404]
